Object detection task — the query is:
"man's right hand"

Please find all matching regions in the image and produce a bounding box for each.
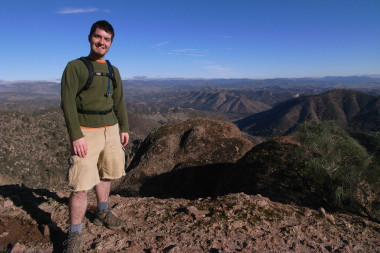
[72,137,88,158]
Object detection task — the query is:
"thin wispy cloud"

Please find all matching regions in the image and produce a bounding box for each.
[173,49,198,53]
[154,43,209,57]
[154,41,169,48]
[204,65,232,74]
[172,48,209,57]
[153,44,209,57]
[56,7,99,14]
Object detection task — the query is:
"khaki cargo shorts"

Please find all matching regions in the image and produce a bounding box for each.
[67,123,126,191]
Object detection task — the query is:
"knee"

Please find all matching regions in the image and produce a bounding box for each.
[71,190,88,199]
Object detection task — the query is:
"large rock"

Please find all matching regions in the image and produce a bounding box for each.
[215,136,313,204]
[216,134,380,221]
[115,118,253,196]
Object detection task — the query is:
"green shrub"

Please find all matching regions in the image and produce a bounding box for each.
[350,131,380,161]
[294,121,379,220]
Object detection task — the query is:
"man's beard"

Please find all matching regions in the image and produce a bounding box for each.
[89,49,107,60]
[93,50,106,58]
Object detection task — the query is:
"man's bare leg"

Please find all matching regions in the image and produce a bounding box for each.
[95,179,111,203]
[93,179,124,229]
[69,191,88,228]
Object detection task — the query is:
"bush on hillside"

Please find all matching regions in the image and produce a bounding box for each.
[294,121,380,221]
[350,131,380,161]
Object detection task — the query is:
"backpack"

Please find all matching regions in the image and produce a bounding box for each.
[75,57,118,115]
[76,57,118,98]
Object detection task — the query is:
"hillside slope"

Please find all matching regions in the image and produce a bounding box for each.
[236,89,380,136]
[133,90,272,116]
[0,108,70,189]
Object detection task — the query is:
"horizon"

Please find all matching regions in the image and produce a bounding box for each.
[2,74,380,85]
[1,0,380,81]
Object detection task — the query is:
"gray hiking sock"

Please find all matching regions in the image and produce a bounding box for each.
[97,201,109,214]
[70,223,82,234]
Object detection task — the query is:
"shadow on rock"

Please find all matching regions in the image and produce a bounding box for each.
[0,184,67,252]
[134,157,329,212]
[139,163,232,199]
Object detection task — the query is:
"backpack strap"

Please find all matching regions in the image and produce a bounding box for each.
[76,57,118,98]
[76,57,95,97]
[105,60,117,96]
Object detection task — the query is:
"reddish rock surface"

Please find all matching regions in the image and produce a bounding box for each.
[1,185,379,252]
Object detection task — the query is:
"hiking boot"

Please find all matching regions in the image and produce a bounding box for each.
[63,231,82,253]
[93,208,125,229]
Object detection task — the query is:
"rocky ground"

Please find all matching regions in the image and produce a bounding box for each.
[1,184,379,253]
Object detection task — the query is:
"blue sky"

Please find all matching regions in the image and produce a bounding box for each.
[1,0,379,81]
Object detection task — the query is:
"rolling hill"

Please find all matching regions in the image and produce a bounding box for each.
[134,90,272,115]
[236,89,380,136]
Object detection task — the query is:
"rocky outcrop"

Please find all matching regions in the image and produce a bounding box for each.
[216,133,380,222]
[115,118,253,196]
[214,136,307,202]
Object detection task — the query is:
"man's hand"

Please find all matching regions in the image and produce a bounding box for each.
[120,132,129,147]
[72,137,88,158]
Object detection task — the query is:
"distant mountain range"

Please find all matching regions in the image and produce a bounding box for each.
[1,75,380,92]
[132,90,272,115]
[236,89,380,136]
[1,77,379,135]
[0,81,60,94]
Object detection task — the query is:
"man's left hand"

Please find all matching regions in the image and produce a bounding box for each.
[120,132,129,146]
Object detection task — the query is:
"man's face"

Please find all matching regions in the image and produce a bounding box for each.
[89,28,113,59]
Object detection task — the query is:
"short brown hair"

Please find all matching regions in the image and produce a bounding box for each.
[88,20,115,42]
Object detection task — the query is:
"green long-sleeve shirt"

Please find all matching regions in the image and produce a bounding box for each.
[61,58,129,141]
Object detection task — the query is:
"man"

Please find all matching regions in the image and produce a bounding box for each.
[61,20,129,253]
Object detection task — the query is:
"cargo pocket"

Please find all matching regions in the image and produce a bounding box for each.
[121,145,126,168]
[67,155,81,190]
